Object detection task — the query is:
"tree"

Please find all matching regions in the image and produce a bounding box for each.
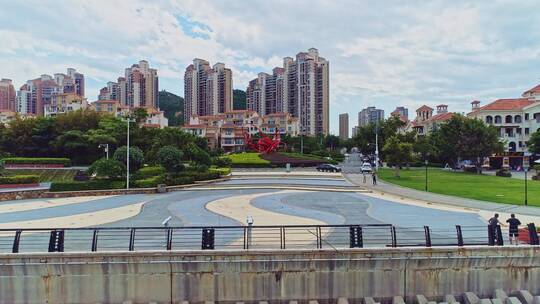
[527,130,540,155]
[184,143,212,166]
[52,130,92,164]
[432,115,502,172]
[157,145,184,172]
[113,146,145,172]
[382,136,414,177]
[132,108,149,124]
[87,158,125,179]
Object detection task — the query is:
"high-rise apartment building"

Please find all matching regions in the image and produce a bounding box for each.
[0,79,16,111]
[184,59,233,122]
[246,48,329,136]
[16,68,85,115]
[358,106,384,127]
[339,113,349,140]
[99,61,159,109]
[391,106,408,121]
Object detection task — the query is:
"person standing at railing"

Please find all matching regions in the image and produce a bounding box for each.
[506,214,522,245]
[488,213,505,245]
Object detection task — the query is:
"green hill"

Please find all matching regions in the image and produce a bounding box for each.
[159,90,184,126]
[233,89,246,110]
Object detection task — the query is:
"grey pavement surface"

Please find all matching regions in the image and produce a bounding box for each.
[0,176,502,252]
[344,173,540,217]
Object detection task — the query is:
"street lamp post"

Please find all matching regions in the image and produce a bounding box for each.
[98,144,109,159]
[122,118,136,189]
[425,158,429,192]
[300,127,304,154]
[374,123,379,171]
[524,154,530,206]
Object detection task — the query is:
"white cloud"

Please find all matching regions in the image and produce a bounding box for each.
[0,0,539,134]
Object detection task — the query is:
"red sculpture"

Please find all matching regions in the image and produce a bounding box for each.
[243,125,282,154]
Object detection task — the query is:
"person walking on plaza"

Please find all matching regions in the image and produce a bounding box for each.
[372,171,377,185]
[362,172,367,183]
[506,214,522,245]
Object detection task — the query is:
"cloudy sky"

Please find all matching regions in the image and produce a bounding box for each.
[1,0,539,134]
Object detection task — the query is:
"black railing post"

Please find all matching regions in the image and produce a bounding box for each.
[12,230,22,253]
[424,226,432,247]
[496,226,504,246]
[488,225,495,246]
[281,227,286,250]
[243,227,247,250]
[456,225,464,246]
[91,229,99,252]
[317,226,322,249]
[350,225,363,248]
[528,223,539,245]
[202,228,215,250]
[166,228,173,250]
[48,229,64,252]
[129,228,136,251]
[391,226,397,247]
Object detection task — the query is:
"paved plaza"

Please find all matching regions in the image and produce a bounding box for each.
[1,170,539,252]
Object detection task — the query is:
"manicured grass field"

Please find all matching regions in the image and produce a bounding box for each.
[222,153,271,166]
[6,169,79,183]
[379,168,540,206]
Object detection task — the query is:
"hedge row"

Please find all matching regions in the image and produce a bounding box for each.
[3,157,71,166]
[132,175,165,188]
[133,166,166,180]
[209,167,231,176]
[0,175,39,184]
[50,180,125,192]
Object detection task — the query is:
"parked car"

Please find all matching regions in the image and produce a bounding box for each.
[316,164,342,172]
[361,162,373,173]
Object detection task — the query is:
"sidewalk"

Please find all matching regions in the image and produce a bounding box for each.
[344,173,540,217]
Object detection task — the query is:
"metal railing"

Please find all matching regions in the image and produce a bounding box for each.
[0,223,538,253]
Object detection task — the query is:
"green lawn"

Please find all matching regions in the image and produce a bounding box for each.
[6,169,79,183]
[379,168,540,206]
[222,152,270,165]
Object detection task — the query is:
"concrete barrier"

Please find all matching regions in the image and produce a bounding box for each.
[1,246,539,303]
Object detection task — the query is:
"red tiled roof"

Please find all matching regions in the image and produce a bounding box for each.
[428,112,454,122]
[182,124,207,128]
[478,98,535,111]
[523,84,540,94]
[416,105,433,112]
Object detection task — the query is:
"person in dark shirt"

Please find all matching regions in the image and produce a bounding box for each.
[372,171,377,185]
[488,213,503,244]
[506,214,521,245]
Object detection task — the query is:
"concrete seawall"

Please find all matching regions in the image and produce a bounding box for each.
[1,246,539,303]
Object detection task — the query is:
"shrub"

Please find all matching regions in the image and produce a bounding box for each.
[164,175,195,186]
[157,146,184,172]
[463,166,477,173]
[0,175,39,184]
[496,168,512,177]
[50,180,125,192]
[134,166,166,180]
[113,146,145,172]
[222,153,272,167]
[213,157,231,168]
[185,143,212,166]
[132,175,165,188]
[88,158,125,179]
[176,171,220,181]
[2,157,70,166]
[209,167,231,176]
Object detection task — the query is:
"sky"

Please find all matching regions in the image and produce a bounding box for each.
[1,0,539,134]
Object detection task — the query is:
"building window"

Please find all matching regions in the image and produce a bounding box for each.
[516,128,522,135]
[519,141,523,148]
[525,128,530,135]
[514,115,522,123]
[494,115,502,124]
[525,113,529,120]
[485,116,493,124]
[505,115,513,123]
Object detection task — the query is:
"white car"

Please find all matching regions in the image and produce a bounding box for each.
[361,163,373,173]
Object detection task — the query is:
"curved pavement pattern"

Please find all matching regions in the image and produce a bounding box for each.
[0,174,501,251]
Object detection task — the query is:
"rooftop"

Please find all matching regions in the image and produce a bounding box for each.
[477,98,535,111]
